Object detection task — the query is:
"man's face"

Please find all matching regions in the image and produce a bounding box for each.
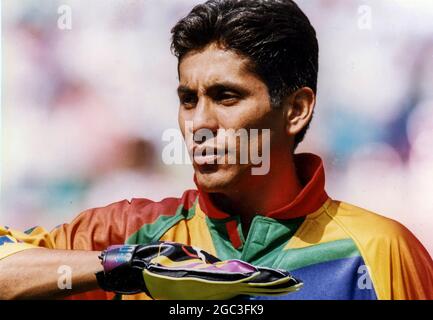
[178,43,290,193]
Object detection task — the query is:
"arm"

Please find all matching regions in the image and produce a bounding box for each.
[0,200,136,299]
[0,248,103,300]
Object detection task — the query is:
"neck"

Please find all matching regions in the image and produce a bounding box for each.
[211,154,302,235]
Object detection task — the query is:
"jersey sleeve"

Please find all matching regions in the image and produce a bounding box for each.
[0,225,56,260]
[0,199,133,261]
[380,223,433,300]
[50,199,134,251]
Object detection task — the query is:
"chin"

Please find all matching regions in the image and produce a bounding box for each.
[194,164,247,193]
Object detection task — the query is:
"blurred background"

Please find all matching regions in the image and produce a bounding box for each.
[1,0,433,255]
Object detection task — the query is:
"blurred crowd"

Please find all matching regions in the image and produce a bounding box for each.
[1,0,433,255]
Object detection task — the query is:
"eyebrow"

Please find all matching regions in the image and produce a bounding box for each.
[177,81,249,96]
[177,85,194,96]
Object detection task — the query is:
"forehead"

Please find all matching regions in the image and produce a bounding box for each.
[178,43,260,88]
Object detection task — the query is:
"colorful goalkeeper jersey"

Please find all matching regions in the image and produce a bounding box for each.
[1,153,433,300]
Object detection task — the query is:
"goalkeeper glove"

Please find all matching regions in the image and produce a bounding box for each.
[95,242,302,300]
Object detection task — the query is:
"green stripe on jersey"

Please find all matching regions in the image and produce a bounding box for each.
[274,238,360,271]
[125,198,198,245]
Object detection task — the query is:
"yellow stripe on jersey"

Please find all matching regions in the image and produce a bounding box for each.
[159,203,217,257]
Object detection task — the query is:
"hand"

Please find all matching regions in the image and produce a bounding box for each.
[96,242,302,300]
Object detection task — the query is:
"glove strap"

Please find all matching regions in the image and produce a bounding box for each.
[99,245,138,273]
[95,245,149,295]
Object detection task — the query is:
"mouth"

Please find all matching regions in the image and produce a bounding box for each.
[192,144,227,166]
[194,154,221,165]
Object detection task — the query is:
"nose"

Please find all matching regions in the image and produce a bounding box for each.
[192,97,218,144]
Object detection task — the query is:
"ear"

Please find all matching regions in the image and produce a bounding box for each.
[284,87,316,137]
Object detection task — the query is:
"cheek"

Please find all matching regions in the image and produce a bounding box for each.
[216,96,268,129]
[229,102,273,130]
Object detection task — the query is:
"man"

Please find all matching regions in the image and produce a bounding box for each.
[1,0,432,300]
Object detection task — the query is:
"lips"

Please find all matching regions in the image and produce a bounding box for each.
[192,143,226,165]
[194,154,220,165]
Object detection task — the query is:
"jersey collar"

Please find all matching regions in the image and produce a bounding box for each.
[195,153,329,220]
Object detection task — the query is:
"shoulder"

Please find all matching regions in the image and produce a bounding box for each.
[76,189,199,223]
[52,190,199,249]
[129,189,199,221]
[326,199,431,276]
[327,199,433,300]
[326,200,412,243]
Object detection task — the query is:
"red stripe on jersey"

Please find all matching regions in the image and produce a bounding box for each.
[226,220,242,249]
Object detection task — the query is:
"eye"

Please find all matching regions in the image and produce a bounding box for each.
[216,92,240,106]
[180,94,197,109]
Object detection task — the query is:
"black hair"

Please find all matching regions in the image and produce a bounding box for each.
[171,0,319,148]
